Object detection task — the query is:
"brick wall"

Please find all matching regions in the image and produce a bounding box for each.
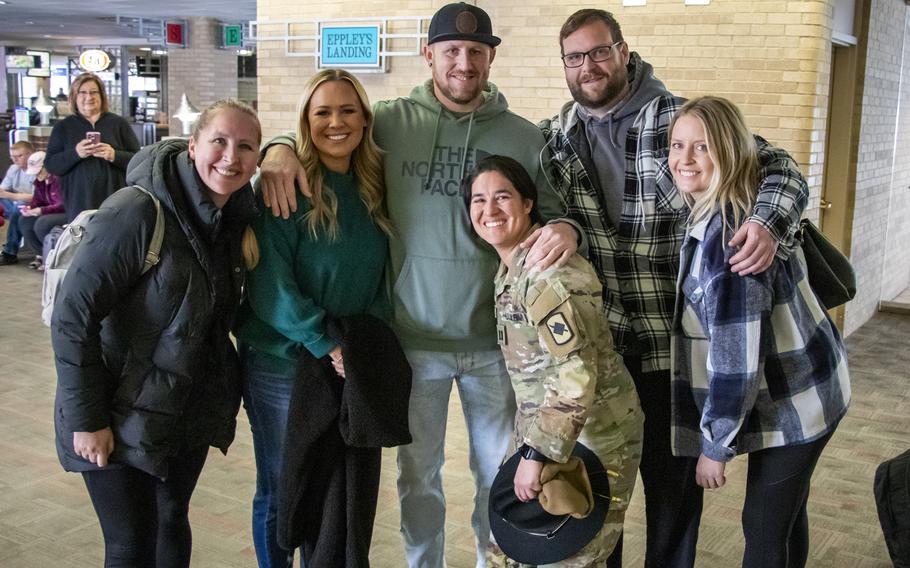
[255,0,910,334]
[878,5,910,304]
[167,17,238,134]
[256,1,832,160]
[844,0,910,333]
[883,6,910,303]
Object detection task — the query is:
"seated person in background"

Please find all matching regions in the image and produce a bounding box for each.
[17,151,65,270]
[0,141,36,265]
[465,155,644,566]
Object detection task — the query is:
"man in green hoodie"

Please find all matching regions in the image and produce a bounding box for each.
[539,9,810,568]
[258,4,581,567]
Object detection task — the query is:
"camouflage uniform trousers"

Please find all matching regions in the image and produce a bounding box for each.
[487,421,643,567]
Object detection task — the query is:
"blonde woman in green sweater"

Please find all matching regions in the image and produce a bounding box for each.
[234,69,392,568]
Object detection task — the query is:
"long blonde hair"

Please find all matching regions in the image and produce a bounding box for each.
[243,70,392,269]
[670,96,759,234]
[295,69,391,240]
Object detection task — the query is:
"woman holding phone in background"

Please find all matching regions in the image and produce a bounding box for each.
[45,72,140,222]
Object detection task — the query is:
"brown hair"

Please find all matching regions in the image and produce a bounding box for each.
[68,73,109,116]
[463,155,542,225]
[559,9,624,53]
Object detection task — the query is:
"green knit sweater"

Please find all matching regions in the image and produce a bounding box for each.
[234,168,389,374]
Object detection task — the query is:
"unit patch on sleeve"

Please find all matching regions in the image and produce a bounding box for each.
[538,305,582,359]
[546,312,574,345]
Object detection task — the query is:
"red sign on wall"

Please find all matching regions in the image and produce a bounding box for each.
[166,22,184,46]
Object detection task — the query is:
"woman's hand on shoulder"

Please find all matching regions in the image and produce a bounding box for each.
[73,427,115,467]
[695,453,726,489]
[260,144,310,219]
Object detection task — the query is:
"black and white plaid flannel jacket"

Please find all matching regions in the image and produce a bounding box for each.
[538,56,809,373]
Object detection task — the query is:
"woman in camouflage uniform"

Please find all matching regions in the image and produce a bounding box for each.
[465,155,644,567]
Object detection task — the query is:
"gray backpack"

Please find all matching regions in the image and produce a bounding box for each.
[41,185,165,327]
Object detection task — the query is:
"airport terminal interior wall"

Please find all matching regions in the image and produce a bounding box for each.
[844,0,910,334]
[168,17,238,134]
[256,1,833,163]
[255,0,910,335]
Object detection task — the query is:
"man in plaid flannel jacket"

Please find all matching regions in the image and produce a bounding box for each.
[537,9,809,568]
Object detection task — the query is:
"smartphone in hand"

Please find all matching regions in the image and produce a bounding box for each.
[86,131,101,145]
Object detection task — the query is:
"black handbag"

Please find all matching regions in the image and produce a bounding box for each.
[798,219,857,309]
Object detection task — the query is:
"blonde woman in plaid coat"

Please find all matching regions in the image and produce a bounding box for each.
[667,96,850,568]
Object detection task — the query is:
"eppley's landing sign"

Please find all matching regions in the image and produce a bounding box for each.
[319,25,381,69]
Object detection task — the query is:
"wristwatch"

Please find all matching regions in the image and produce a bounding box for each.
[519,444,550,463]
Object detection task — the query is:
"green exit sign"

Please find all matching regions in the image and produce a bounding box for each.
[224,25,243,47]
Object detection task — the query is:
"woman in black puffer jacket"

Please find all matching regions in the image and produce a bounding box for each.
[51,99,260,568]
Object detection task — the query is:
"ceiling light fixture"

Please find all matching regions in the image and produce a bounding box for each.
[34,89,55,125]
[174,93,201,136]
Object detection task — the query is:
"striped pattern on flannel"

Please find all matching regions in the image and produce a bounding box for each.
[671,214,851,462]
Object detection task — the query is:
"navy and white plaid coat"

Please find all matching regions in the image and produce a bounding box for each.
[670,213,851,462]
[539,53,809,373]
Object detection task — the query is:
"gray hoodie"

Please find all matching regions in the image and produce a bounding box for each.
[374,80,565,351]
[265,81,566,352]
[561,53,671,228]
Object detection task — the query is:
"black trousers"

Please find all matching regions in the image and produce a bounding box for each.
[742,431,833,568]
[608,357,703,568]
[18,212,65,253]
[81,446,209,568]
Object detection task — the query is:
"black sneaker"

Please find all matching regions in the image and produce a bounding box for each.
[0,252,18,265]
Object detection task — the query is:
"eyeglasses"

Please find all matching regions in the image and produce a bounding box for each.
[77,90,101,97]
[561,41,623,68]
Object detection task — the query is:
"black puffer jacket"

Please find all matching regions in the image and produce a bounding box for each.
[52,138,255,479]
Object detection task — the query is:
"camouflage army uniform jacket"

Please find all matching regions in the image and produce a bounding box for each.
[494,246,643,464]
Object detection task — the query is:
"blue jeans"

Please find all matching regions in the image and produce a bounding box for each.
[241,345,297,568]
[1,199,23,255]
[19,212,65,253]
[397,349,515,568]
[0,197,15,219]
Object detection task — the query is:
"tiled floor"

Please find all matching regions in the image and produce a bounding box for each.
[0,256,903,567]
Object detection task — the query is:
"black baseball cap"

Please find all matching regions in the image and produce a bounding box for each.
[427,2,501,47]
